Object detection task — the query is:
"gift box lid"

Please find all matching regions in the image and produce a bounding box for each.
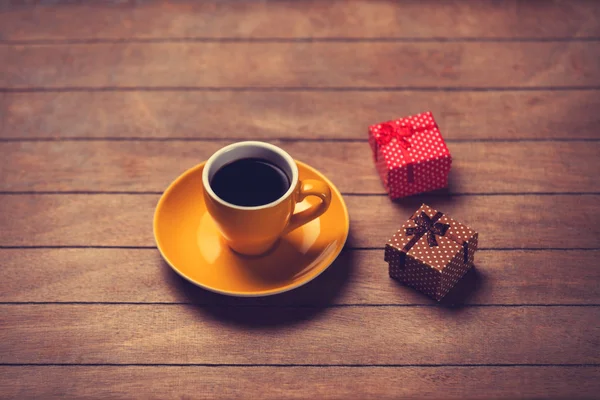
[386,204,477,272]
[369,112,451,171]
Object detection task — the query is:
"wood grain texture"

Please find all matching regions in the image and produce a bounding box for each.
[1,305,598,364]
[1,366,598,400]
[2,42,599,88]
[1,0,599,40]
[1,141,598,194]
[2,91,600,140]
[1,249,598,305]
[0,194,597,248]
[2,2,599,399]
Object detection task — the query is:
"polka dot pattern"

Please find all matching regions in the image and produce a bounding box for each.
[385,204,479,301]
[368,111,452,199]
[388,255,441,299]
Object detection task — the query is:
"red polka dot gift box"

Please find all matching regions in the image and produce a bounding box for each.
[385,204,478,301]
[368,111,451,199]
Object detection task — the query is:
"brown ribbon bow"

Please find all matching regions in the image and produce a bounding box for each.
[398,211,469,269]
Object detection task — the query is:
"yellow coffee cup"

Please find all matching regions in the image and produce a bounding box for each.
[202,141,332,256]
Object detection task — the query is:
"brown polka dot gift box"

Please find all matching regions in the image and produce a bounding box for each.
[385,204,478,301]
[368,111,451,199]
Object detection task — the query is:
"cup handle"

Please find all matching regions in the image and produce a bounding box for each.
[283,179,332,235]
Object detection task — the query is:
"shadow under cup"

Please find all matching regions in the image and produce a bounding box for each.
[201,141,302,256]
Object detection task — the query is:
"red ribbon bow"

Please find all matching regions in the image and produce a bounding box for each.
[374,122,416,182]
[374,123,414,149]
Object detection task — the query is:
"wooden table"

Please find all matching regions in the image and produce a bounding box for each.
[1,1,599,398]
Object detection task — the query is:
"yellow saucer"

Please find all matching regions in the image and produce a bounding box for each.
[153,160,350,297]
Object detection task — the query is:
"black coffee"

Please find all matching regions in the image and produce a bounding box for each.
[210,158,290,207]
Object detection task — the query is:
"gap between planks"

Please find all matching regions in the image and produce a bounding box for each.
[3,86,600,92]
[3,37,600,45]
[0,138,599,143]
[0,246,597,250]
[0,363,598,367]
[0,192,597,196]
[0,303,598,308]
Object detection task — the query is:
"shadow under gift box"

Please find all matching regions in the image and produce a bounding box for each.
[368,111,452,199]
[385,203,478,301]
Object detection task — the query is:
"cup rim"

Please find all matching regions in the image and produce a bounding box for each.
[202,141,299,211]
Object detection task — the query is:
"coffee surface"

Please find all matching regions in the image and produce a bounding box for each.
[210,158,290,207]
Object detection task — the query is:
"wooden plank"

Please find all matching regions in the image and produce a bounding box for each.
[0,194,597,248]
[1,1,599,40]
[1,366,598,399]
[1,305,598,364]
[2,42,599,88]
[1,141,597,194]
[1,249,598,305]
[2,91,599,140]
